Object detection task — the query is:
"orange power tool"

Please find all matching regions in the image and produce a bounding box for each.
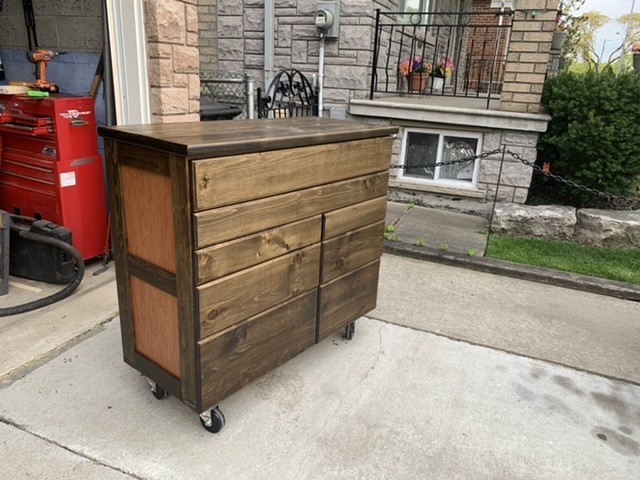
[26,49,64,93]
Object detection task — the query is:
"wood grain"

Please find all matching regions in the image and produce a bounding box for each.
[104,140,135,365]
[120,165,176,273]
[99,118,398,160]
[130,276,181,378]
[127,255,176,296]
[195,216,322,284]
[198,291,317,409]
[318,260,380,342]
[193,137,391,210]
[198,244,321,339]
[117,142,171,176]
[321,221,385,283]
[323,196,388,239]
[195,172,389,247]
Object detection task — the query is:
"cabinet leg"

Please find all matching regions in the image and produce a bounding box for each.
[199,405,226,434]
[147,378,169,400]
[344,321,356,341]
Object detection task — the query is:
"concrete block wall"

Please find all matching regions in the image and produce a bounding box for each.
[0,0,102,52]
[210,0,400,116]
[144,0,201,123]
[198,0,219,71]
[500,0,561,113]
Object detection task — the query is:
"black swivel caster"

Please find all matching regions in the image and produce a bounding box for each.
[344,321,356,340]
[200,406,226,434]
[147,379,169,400]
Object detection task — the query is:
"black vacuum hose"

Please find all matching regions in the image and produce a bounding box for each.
[0,228,85,317]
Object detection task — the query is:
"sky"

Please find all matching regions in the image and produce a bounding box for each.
[575,0,638,59]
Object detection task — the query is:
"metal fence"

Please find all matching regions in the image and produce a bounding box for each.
[200,71,248,119]
[370,9,513,108]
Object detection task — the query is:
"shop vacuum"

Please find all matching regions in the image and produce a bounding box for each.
[0,212,85,316]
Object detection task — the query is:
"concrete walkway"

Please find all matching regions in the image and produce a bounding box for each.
[1,204,640,479]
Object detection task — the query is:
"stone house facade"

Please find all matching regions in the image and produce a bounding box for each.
[197,0,561,214]
[0,0,560,214]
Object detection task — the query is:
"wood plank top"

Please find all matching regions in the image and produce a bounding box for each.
[98,117,398,160]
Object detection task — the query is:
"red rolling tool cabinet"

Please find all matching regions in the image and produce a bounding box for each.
[0,94,107,260]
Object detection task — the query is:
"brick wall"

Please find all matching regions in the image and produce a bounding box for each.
[500,0,560,113]
[144,0,200,123]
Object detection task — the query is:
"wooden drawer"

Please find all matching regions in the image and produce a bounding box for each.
[318,260,380,342]
[194,172,389,247]
[198,244,321,339]
[323,196,387,240]
[192,137,392,210]
[195,216,322,285]
[321,221,385,283]
[198,291,317,409]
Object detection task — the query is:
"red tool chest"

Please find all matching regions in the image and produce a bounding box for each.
[0,94,107,260]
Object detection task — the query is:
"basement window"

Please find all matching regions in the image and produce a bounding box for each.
[399,128,482,187]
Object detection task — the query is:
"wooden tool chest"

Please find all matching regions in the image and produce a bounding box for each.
[99,117,397,432]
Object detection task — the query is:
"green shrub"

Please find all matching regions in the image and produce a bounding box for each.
[534,71,640,207]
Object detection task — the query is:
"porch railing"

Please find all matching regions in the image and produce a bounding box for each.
[370,9,513,108]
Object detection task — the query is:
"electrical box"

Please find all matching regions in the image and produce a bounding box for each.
[315,1,340,38]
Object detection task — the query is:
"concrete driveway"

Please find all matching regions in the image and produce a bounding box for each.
[1,254,639,479]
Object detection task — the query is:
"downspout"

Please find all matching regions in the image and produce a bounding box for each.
[264,0,275,89]
[317,33,325,117]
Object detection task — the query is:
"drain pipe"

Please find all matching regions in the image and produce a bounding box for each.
[317,32,325,117]
[264,0,275,90]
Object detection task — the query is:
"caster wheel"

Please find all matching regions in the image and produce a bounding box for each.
[148,380,168,400]
[200,406,226,434]
[344,322,356,340]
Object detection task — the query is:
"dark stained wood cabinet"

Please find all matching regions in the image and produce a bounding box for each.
[99,117,397,432]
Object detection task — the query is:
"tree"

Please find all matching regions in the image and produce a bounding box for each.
[564,11,612,68]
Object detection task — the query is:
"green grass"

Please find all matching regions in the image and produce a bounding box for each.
[485,235,640,285]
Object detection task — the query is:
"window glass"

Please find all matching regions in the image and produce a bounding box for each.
[440,136,478,181]
[402,0,422,13]
[405,131,439,180]
[401,129,481,186]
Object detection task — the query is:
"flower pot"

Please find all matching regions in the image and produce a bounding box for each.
[408,73,428,93]
[551,31,567,51]
[430,76,444,92]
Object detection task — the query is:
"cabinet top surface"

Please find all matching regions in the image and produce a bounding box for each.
[98,117,398,159]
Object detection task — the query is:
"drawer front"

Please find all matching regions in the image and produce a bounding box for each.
[195,216,322,285]
[198,291,317,409]
[318,260,380,342]
[321,221,385,284]
[198,244,321,339]
[323,196,387,240]
[192,137,392,210]
[194,172,389,248]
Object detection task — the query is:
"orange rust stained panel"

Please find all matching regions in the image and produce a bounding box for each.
[120,164,176,274]
[130,276,181,379]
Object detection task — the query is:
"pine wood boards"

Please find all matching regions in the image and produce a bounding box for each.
[100,118,397,414]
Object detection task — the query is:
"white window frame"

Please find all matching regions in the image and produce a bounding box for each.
[398,127,483,188]
[400,0,433,25]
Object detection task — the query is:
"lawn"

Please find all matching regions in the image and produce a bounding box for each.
[485,235,640,285]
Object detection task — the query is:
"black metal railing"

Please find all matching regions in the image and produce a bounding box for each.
[370,9,513,108]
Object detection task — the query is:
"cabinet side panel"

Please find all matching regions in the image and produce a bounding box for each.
[130,276,181,379]
[199,291,317,409]
[318,260,381,342]
[120,165,176,274]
